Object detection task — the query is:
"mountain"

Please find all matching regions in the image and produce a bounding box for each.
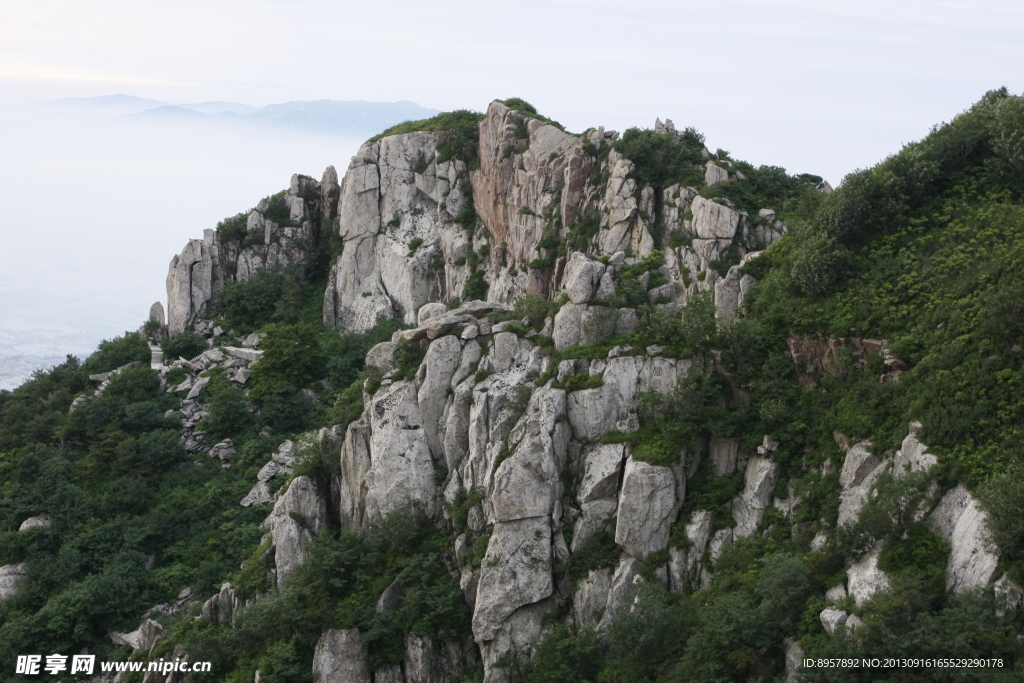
[128,98,442,137]
[52,93,169,113]
[4,92,1024,682]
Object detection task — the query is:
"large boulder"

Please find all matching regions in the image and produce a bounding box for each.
[573,568,613,630]
[567,356,645,440]
[691,196,740,240]
[561,252,606,304]
[261,476,327,589]
[847,545,890,606]
[313,629,371,683]
[418,335,463,459]
[732,456,780,537]
[615,456,680,560]
[928,484,1000,593]
[472,517,553,642]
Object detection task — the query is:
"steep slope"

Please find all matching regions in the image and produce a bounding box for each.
[3,91,1024,683]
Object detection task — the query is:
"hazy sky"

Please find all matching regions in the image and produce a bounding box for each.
[1,0,1023,386]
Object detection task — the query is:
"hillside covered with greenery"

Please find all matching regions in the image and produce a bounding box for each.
[3,89,1024,682]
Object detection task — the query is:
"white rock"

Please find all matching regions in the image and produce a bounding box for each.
[819,607,849,636]
[313,629,370,683]
[567,356,645,441]
[0,561,28,600]
[418,335,462,459]
[562,252,606,304]
[261,476,327,589]
[18,514,51,531]
[704,161,730,187]
[615,456,680,560]
[825,584,847,603]
[840,441,880,489]
[418,302,448,325]
[552,302,586,351]
[892,422,938,477]
[578,444,627,503]
[928,484,1000,593]
[994,573,1023,616]
[784,637,804,683]
[185,375,210,400]
[597,555,641,631]
[110,617,164,652]
[472,517,553,642]
[365,341,398,372]
[847,545,890,607]
[732,456,780,537]
[240,480,274,507]
[571,499,617,552]
[691,196,740,240]
[200,583,240,624]
[573,568,612,629]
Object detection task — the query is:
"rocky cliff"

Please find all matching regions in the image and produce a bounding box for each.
[45,92,1022,682]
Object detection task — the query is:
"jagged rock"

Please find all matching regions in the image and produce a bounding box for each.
[571,499,617,552]
[418,335,462,459]
[208,439,237,465]
[731,457,780,537]
[705,161,730,187]
[489,385,567,522]
[418,302,448,325]
[472,517,553,642]
[365,341,399,373]
[784,638,804,683]
[562,252,606,304]
[837,441,888,527]
[223,346,263,363]
[166,230,221,335]
[552,302,586,351]
[847,545,890,606]
[597,555,641,631]
[709,528,733,561]
[567,355,645,440]
[185,376,210,400]
[18,514,51,531]
[479,600,553,683]
[928,484,999,593]
[691,196,740,240]
[375,664,403,683]
[149,301,166,327]
[364,380,438,524]
[201,583,240,623]
[573,568,612,629]
[313,629,370,683]
[376,578,404,613]
[825,584,847,603]
[994,574,1023,616]
[615,456,680,560]
[231,366,251,385]
[714,257,758,324]
[819,607,850,636]
[240,481,274,507]
[579,444,627,503]
[110,618,164,653]
[0,561,28,600]
[709,438,739,476]
[261,476,327,589]
[893,422,938,476]
[405,633,432,683]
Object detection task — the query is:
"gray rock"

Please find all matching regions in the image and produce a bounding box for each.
[704,161,730,187]
[579,444,627,503]
[376,578,404,613]
[709,438,739,476]
[597,555,641,631]
[552,302,585,351]
[994,573,1023,616]
[567,356,644,441]
[928,484,999,593]
[892,422,938,477]
[201,583,240,624]
[691,196,740,240]
[819,607,849,636]
[615,455,680,560]
[365,341,399,373]
[731,456,780,537]
[0,561,28,600]
[313,628,370,683]
[418,335,462,459]
[231,366,251,385]
[185,375,210,400]
[784,637,803,683]
[240,481,274,507]
[840,441,880,489]
[149,301,166,326]
[418,302,448,325]
[825,584,847,604]
[847,545,890,607]
[562,252,606,304]
[375,664,403,683]
[571,499,617,552]
[573,568,612,629]
[472,517,553,642]
[18,514,51,531]
[405,633,432,683]
[223,346,264,363]
[261,476,327,589]
[110,617,164,653]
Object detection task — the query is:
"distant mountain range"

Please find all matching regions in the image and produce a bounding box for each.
[51,94,441,137]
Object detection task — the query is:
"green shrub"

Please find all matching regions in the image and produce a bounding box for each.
[84,333,151,375]
[462,270,488,300]
[162,332,206,361]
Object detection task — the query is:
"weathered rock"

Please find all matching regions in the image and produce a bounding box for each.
[573,568,612,629]
[240,481,274,507]
[405,633,432,683]
[364,380,438,524]
[166,230,221,335]
[705,161,730,187]
[837,442,888,527]
[567,356,645,441]
[709,438,739,476]
[578,444,626,503]
[552,302,586,351]
[418,302,448,325]
[731,456,780,537]
[185,375,210,400]
[784,638,803,682]
[365,341,399,373]
[18,514,51,531]
[375,664,403,683]
[691,196,740,240]
[840,441,880,489]
[201,583,240,623]
[597,555,641,631]
[893,422,938,477]
[819,607,850,636]
[313,628,370,683]
[472,517,553,642]
[571,499,617,552]
[261,476,327,589]
[110,618,164,653]
[994,574,1024,616]
[418,335,462,459]
[928,484,999,593]
[562,252,606,304]
[615,456,680,560]
[0,561,27,600]
[847,545,890,607]
[376,578,404,614]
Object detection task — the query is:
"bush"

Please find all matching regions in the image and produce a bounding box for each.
[162,332,206,361]
[83,333,151,375]
[612,128,704,188]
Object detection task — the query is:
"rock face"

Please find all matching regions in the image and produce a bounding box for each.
[928,484,1000,593]
[313,629,371,683]
[261,476,327,589]
[0,561,28,600]
[615,456,680,560]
